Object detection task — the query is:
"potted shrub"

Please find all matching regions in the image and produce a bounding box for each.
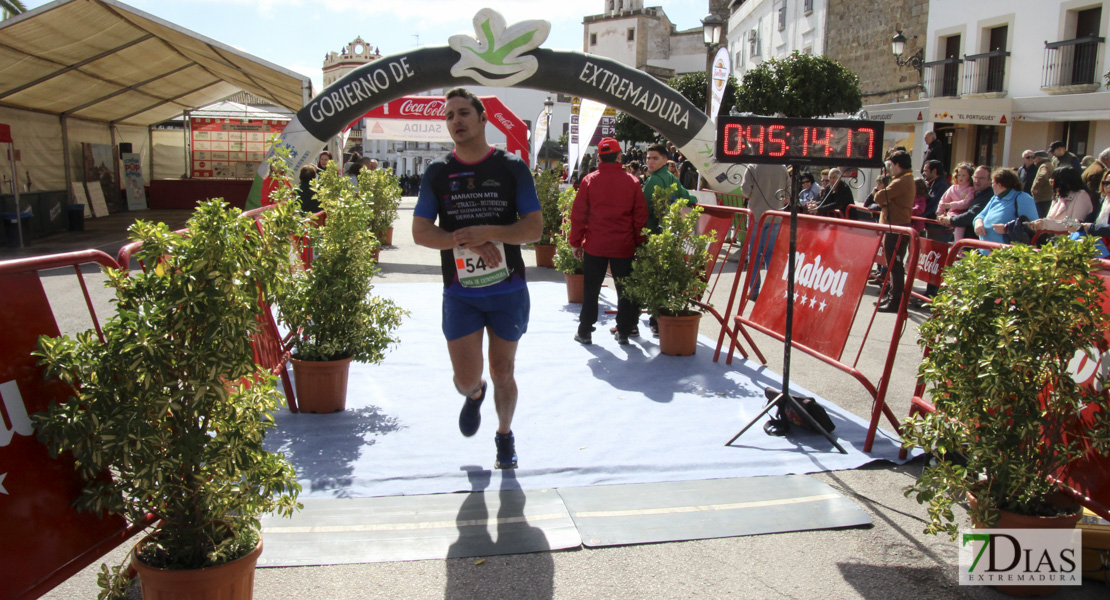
[364,167,402,247]
[553,187,584,303]
[33,199,303,599]
[279,159,406,413]
[902,238,1110,594]
[532,164,563,268]
[621,186,713,356]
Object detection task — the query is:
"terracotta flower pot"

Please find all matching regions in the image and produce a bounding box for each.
[565,272,584,303]
[290,356,353,413]
[379,226,394,246]
[657,311,701,356]
[131,536,263,600]
[534,244,556,268]
[968,494,1082,597]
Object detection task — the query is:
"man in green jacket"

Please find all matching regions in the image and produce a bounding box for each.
[636,142,700,336]
[642,143,697,232]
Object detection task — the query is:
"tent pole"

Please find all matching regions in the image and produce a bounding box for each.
[183,110,190,179]
[148,125,154,184]
[60,114,73,208]
[110,123,119,211]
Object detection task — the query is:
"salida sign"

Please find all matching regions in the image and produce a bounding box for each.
[358,96,527,157]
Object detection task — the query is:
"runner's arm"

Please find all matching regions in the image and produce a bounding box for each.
[451,211,542,248]
[412,216,459,250]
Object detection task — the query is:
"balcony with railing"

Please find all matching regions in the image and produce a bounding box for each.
[962,50,1009,97]
[1041,36,1105,93]
[922,57,962,98]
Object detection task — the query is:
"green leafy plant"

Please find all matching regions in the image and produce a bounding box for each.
[614,111,659,146]
[363,167,402,241]
[902,238,1110,538]
[734,51,862,118]
[279,160,406,363]
[621,185,712,316]
[614,71,740,145]
[553,187,583,275]
[33,198,304,595]
[667,71,740,118]
[534,163,564,245]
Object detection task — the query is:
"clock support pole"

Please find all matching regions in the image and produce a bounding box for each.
[725,161,847,453]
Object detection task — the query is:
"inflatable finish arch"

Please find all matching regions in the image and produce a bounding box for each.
[247,9,742,209]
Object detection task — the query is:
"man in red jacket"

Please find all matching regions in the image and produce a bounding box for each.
[569,137,648,345]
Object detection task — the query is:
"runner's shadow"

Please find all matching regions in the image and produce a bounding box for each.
[444,468,554,599]
[582,339,760,404]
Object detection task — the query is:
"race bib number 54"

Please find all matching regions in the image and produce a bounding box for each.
[454,242,509,287]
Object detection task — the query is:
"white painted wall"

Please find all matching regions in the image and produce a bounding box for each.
[588,15,644,66]
[927,0,1110,99]
[728,0,830,79]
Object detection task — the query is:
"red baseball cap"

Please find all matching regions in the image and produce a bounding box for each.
[597,137,621,156]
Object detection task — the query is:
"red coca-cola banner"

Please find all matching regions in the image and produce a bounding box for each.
[912,236,948,288]
[363,96,447,119]
[748,219,883,360]
[0,270,128,599]
[358,95,528,162]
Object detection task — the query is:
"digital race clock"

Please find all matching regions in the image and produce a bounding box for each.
[715,116,885,168]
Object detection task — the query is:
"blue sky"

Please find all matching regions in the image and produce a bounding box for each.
[24,0,708,93]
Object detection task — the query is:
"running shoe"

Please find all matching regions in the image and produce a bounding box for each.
[494,431,517,469]
[458,381,486,437]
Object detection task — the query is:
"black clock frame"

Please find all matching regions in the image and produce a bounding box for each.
[715,116,885,168]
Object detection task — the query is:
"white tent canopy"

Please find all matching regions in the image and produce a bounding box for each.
[0,0,311,197]
[0,0,310,125]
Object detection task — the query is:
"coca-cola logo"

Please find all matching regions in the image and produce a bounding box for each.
[492,112,514,129]
[399,99,446,117]
[917,250,943,275]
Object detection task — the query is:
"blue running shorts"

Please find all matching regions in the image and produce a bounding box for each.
[442,287,530,342]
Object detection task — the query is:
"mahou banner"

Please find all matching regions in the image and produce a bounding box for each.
[0,271,128,598]
[748,219,883,360]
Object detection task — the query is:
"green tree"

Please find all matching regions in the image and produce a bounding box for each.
[733,51,862,118]
[612,72,739,146]
[613,111,658,145]
[2,0,26,18]
[667,71,740,119]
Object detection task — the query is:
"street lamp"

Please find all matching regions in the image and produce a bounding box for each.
[543,96,554,171]
[891,30,924,77]
[701,13,724,72]
[699,13,724,190]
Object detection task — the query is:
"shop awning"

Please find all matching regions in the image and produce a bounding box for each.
[0,0,312,127]
[1013,92,1110,122]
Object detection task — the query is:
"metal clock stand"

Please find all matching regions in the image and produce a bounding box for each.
[724,161,847,454]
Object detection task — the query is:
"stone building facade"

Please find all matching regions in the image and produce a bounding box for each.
[824,0,929,105]
[583,0,707,79]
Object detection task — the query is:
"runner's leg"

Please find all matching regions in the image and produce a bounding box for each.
[448,329,485,399]
[486,329,518,435]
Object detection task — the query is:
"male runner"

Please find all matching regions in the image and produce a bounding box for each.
[412,88,543,469]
